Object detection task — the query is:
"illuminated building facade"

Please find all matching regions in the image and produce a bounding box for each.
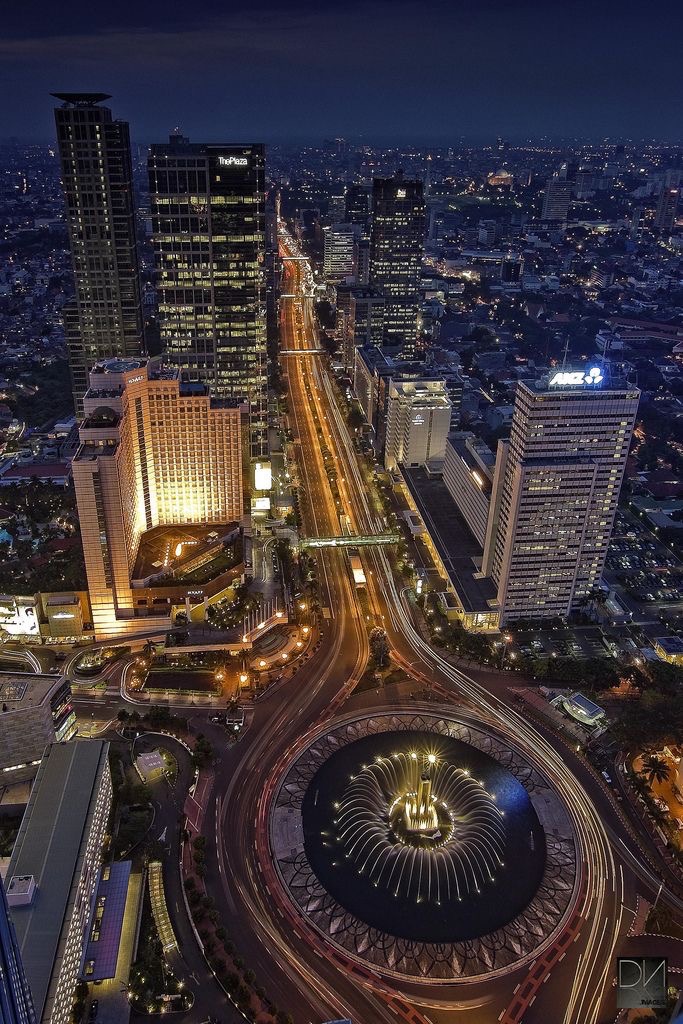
[0,878,35,1024]
[482,372,640,623]
[323,223,358,282]
[53,94,144,413]
[72,358,243,637]
[0,673,77,784]
[369,172,425,357]
[655,178,679,234]
[384,380,451,471]
[540,174,573,222]
[148,137,267,457]
[6,741,112,1024]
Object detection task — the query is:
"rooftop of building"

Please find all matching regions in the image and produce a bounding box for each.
[447,432,495,470]
[0,671,65,712]
[51,93,112,106]
[7,740,110,1020]
[91,358,146,375]
[522,368,638,396]
[82,861,132,982]
[401,467,497,613]
[73,439,119,462]
[132,522,239,584]
[390,384,452,410]
[654,636,683,656]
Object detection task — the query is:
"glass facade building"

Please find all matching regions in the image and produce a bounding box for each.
[148,137,268,457]
[53,94,144,413]
[369,173,425,358]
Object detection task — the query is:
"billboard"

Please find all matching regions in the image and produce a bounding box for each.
[0,595,40,636]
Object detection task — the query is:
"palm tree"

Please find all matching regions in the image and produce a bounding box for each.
[640,754,671,787]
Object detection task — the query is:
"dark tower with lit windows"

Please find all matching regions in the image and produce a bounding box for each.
[148,136,267,458]
[53,94,144,413]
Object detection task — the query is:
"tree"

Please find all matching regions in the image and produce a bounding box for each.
[369,627,390,669]
[347,406,365,432]
[640,755,671,787]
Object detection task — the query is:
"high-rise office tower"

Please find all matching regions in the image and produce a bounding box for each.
[541,173,574,222]
[323,223,358,282]
[369,172,425,357]
[52,94,144,413]
[344,185,371,232]
[655,170,680,234]
[482,370,639,623]
[148,136,267,457]
[0,879,36,1024]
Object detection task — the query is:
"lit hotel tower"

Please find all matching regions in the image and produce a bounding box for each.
[148,136,267,458]
[369,172,425,358]
[72,358,243,637]
[482,369,640,624]
[0,879,36,1024]
[52,94,144,413]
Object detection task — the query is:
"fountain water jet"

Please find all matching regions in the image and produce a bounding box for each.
[334,750,505,906]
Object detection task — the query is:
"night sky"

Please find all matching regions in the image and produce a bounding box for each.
[1,0,681,143]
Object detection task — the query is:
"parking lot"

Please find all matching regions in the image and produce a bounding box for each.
[511,626,612,661]
[606,509,683,604]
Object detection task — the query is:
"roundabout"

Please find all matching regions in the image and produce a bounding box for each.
[269,711,579,981]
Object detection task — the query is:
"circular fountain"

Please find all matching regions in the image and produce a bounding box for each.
[270,713,578,980]
[303,730,544,942]
[333,751,505,905]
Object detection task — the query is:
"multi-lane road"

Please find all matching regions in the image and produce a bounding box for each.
[71,229,680,1023]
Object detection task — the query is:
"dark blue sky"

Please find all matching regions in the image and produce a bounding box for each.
[1,0,681,143]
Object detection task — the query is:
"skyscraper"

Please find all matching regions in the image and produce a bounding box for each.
[344,185,371,232]
[148,136,267,457]
[655,170,680,234]
[0,879,36,1024]
[482,370,639,623]
[323,223,358,282]
[540,173,574,222]
[52,94,144,413]
[369,172,425,357]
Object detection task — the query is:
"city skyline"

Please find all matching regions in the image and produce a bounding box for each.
[0,1,681,143]
[1,22,683,1024]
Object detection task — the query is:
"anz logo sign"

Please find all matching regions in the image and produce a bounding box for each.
[218,155,248,167]
[549,367,604,388]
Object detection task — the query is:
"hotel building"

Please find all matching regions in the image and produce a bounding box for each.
[482,371,640,623]
[384,380,451,471]
[72,358,243,637]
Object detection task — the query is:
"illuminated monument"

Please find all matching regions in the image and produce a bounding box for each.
[272,714,578,980]
[332,747,505,905]
[72,358,243,636]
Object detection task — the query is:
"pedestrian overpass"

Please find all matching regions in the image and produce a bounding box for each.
[300,532,400,549]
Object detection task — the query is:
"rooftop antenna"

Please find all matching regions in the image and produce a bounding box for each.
[560,336,570,371]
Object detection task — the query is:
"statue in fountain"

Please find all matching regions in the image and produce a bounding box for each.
[403,771,441,839]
